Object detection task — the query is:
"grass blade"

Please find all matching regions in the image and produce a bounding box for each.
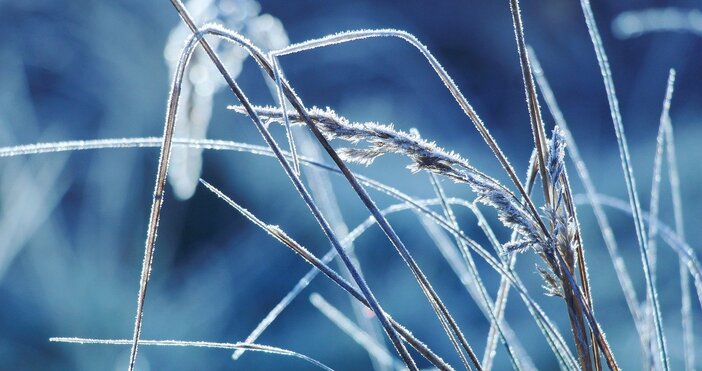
[51,337,333,371]
[270,55,301,176]
[661,90,694,371]
[643,69,675,369]
[165,10,418,368]
[578,2,669,368]
[126,24,203,371]
[508,0,551,206]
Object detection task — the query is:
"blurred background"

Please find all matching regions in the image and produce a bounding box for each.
[1,0,701,369]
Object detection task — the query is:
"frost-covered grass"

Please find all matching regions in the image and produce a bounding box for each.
[1,0,701,370]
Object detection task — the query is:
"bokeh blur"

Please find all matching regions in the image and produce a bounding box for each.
[1,0,701,369]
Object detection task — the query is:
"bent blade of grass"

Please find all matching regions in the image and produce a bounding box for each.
[126,24,203,371]
[168,21,426,368]
[165,13,418,369]
[152,23,555,369]
[272,28,547,237]
[169,17,481,368]
[579,1,668,368]
[50,337,333,371]
[183,23,481,370]
[310,293,403,370]
[276,27,587,365]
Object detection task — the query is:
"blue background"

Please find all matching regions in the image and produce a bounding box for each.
[1,0,701,369]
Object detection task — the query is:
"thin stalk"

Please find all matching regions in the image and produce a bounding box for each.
[578,2,668,369]
[644,69,676,370]
[51,337,332,371]
[270,55,301,176]
[662,100,694,371]
[508,0,551,206]
[126,26,200,371]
